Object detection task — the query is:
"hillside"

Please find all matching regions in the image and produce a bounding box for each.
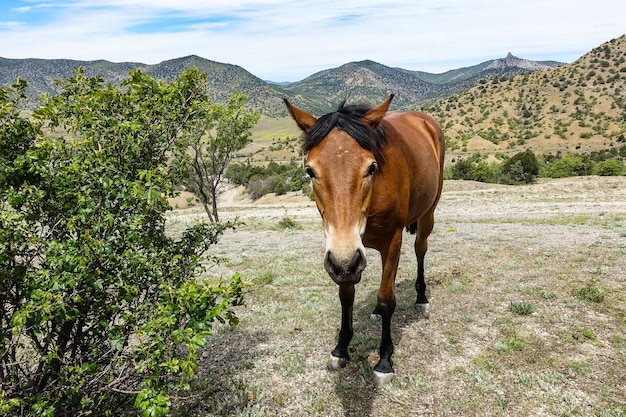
[0,57,144,105]
[1,53,561,117]
[425,35,626,163]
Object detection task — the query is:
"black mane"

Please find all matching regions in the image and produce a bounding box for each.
[303,100,387,164]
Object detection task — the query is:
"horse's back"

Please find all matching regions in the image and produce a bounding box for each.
[384,111,444,168]
[372,111,444,228]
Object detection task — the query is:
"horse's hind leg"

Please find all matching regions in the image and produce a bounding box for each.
[414,210,435,313]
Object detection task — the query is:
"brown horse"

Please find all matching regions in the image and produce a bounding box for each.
[284,94,445,385]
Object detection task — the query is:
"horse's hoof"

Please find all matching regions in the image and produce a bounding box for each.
[373,370,395,386]
[371,305,382,321]
[327,354,348,371]
[415,302,430,314]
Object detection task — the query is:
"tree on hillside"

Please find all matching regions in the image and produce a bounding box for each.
[180,92,260,222]
[501,149,539,184]
[0,70,244,416]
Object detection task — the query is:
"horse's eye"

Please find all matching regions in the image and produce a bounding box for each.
[366,162,378,177]
[305,166,316,179]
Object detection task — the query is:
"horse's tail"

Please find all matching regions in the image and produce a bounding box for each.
[406,221,417,235]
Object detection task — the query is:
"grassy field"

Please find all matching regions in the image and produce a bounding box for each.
[167,176,626,416]
[251,116,300,142]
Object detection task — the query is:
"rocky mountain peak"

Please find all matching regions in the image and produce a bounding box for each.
[485,52,557,72]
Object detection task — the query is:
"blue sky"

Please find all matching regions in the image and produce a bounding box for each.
[1,0,625,81]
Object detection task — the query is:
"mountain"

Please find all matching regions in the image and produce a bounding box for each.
[413,53,561,86]
[1,52,563,116]
[0,55,288,116]
[145,55,290,116]
[281,55,563,114]
[407,53,564,101]
[281,60,442,114]
[426,35,626,161]
[0,57,145,104]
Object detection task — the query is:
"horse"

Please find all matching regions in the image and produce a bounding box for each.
[284,94,445,386]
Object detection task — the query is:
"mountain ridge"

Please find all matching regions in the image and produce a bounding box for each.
[1,52,563,116]
[234,35,626,166]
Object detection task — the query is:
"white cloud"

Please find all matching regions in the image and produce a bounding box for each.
[1,0,625,80]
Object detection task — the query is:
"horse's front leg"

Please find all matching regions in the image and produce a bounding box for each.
[373,231,402,386]
[373,297,396,385]
[328,283,355,371]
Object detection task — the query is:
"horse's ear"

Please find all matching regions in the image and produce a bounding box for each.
[284,98,317,133]
[362,94,394,128]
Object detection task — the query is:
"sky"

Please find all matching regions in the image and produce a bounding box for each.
[1,1,625,82]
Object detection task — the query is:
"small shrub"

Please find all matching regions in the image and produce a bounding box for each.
[226,161,309,200]
[509,301,535,316]
[579,328,597,341]
[277,216,301,230]
[567,328,599,344]
[572,281,605,303]
[496,338,526,353]
[256,269,278,287]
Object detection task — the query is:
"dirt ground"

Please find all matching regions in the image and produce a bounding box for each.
[170,176,626,245]
[168,176,626,417]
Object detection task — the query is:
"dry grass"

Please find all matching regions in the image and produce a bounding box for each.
[168,176,626,417]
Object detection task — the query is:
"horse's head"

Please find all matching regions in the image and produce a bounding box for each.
[284,95,393,285]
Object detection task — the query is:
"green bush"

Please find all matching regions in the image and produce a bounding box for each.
[541,154,594,178]
[448,150,540,184]
[573,281,605,303]
[449,158,475,180]
[470,161,502,183]
[448,156,500,183]
[592,159,626,176]
[446,147,624,184]
[501,149,539,184]
[226,161,265,186]
[226,161,310,200]
[0,72,244,415]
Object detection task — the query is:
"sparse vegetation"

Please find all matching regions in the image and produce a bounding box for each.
[226,160,311,200]
[166,175,626,416]
[428,35,626,165]
[572,280,606,303]
[276,216,302,230]
[446,147,625,184]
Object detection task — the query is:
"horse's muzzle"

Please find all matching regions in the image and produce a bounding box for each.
[324,248,367,285]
